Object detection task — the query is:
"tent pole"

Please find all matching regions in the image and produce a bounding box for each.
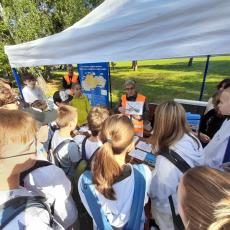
[199,55,210,101]
[108,63,113,109]
[12,68,24,101]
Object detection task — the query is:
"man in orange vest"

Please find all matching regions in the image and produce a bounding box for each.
[62,64,79,89]
[114,79,150,137]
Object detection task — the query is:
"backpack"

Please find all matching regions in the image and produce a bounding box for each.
[159,150,191,230]
[74,136,100,183]
[0,196,55,229]
[1,160,63,229]
[80,164,146,230]
[48,139,76,176]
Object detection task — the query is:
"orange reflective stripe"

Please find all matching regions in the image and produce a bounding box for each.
[64,74,71,84]
[132,119,144,134]
[64,73,78,85]
[72,73,78,83]
[121,94,126,108]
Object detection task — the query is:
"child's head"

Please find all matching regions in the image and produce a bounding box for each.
[87,106,110,136]
[67,64,74,76]
[53,90,72,106]
[150,101,190,153]
[217,78,230,90]
[71,83,82,97]
[23,73,36,89]
[218,87,230,116]
[178,166,230,230]
[0,109,38,175]
[56,105,78,130]
[31,100,48,111]
[0,80,17,109]
[91,114,134,200]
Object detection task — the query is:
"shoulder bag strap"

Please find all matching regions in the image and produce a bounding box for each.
[81,136,89,161]
[159,149,191,173]
[125,164,146,230]
[80,171,113,230]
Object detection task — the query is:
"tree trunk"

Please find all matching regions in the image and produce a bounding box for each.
[188,57,193,67]
[132,60,138,71]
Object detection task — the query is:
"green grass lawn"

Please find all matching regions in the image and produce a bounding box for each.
[47,56,230,105]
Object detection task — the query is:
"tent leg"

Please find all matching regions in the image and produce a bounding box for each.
[108,63,113,109]
[199,55,210,101]
[12,68,25,101]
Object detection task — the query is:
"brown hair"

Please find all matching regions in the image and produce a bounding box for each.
[180,166,230,230]
[0,81,16,107]
[87,106,110,136]
[56,105,77,128]
[150,101,193,153]
[31,100,48,111]
[91,114,134,200]
[0,109,38,155]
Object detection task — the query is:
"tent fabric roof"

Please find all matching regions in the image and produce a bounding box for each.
[4,0,230,67]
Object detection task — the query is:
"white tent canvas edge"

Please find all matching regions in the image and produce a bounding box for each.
[4,0,230,68]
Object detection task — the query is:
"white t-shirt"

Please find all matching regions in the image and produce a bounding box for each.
[150,134,204,230]
[22,86,45,103]
[23,164,77,229]
[51,130,81,177]
[78,164,151,229]
[74,135,102,160]
[0,187,52,230]
[204,119,230,169]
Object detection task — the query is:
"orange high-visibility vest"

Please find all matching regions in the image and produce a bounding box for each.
[121,94,146,136]
[64,73,78,85]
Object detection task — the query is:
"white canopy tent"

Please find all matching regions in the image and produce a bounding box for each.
[4,0,230,67]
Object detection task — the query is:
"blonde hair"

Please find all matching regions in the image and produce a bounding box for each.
[87,106,110,136]
[91,114,134,200]
[0,81,16,107]
[0,109,38,155]
[180,166,230,230]
[150,101,192,153]
[56,105,77,128]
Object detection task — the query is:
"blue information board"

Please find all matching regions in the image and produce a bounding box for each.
[77,62,110,107]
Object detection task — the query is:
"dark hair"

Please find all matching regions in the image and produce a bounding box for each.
[23,73,35,81]
[217,78,230,90]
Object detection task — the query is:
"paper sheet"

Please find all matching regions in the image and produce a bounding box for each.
[125,101,144,115]
[128,148,147,161]
[136,141,152,153]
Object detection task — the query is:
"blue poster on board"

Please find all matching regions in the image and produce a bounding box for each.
[77,62,110,107]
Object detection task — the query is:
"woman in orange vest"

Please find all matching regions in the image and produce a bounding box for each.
[114,79,150,137]
[62,64,79,89]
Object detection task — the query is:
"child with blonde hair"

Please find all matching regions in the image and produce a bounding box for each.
[78,114,152,229]
[149,101,204,230]
[51,105,81,177]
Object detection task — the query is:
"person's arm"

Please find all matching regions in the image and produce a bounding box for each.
[143,99,150,121]
[114,98,123,113]
[62,76,69,89]
[85,96,91,113]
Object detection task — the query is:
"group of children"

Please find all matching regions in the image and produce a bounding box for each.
[0,76,230,230]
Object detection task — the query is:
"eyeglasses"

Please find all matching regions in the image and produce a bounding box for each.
[125,87,135,91]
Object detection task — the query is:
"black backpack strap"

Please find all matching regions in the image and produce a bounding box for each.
[159,149,191,230]
[81,136,89,161]
[159,149,191,173]
[0,196,53,229]
[19,160,52,186]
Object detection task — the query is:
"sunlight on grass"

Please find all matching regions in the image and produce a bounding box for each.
[47,56,230,104]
